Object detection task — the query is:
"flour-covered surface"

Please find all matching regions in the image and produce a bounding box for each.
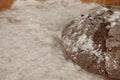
[0,0,104,80]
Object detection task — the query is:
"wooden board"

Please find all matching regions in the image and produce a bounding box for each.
[0,0,14,11]
[81,0,120,6]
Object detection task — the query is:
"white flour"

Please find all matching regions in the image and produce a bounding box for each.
[0,0,104,80]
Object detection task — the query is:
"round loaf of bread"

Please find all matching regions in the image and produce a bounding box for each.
[62,7,120,80]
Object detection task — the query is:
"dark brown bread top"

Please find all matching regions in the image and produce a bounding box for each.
[62,7,120,80]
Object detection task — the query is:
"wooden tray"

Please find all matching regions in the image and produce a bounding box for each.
[0,0,14,11]
[81,0,120,6]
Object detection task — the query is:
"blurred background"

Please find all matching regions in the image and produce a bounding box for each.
[0,0,120,11]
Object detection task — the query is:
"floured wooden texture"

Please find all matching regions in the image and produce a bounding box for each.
[0,0,106,80]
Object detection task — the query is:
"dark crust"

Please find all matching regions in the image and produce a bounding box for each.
[93,22,110,52]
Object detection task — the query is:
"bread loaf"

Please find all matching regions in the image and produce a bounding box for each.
[62,7,120,80]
